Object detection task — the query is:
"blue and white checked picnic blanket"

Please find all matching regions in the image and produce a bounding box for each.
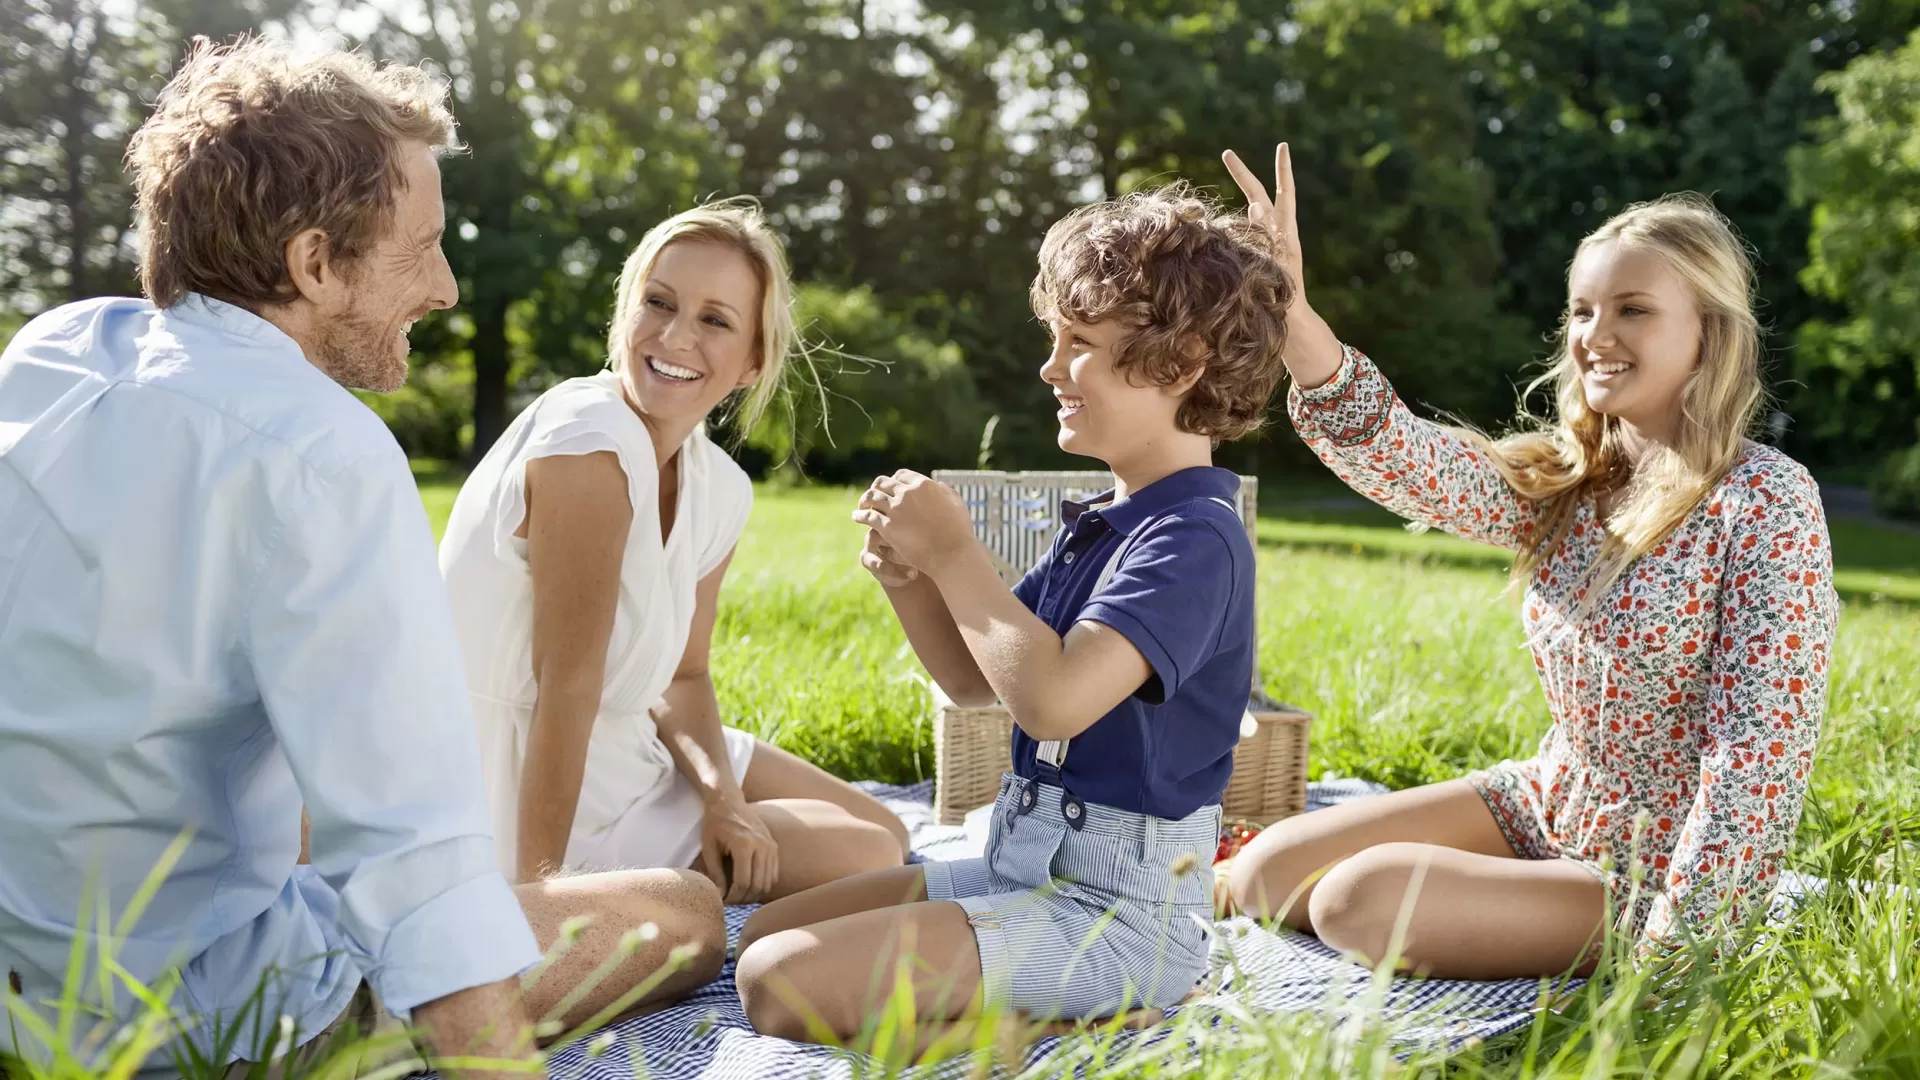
[537,778,1577,1080]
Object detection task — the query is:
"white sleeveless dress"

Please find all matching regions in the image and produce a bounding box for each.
[438,370,756,880]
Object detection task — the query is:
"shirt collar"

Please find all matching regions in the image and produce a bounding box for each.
[160,293,344,387]
[1062,466,1241,536]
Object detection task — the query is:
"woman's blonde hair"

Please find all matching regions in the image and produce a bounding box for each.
[606,197,796,434]
[1469,193,1764,597]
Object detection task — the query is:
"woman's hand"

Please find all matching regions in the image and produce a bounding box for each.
[700,798,780,904]
[1222,142,1306,313]
[859,528,921,588]
[851,472,978,580]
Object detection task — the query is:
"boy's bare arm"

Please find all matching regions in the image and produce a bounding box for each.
[919,544,1150,742]
[879,572,996,706]
[861,528,995,704]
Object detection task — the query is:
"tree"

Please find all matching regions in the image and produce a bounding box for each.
[0,0,310,317]
[358,0,731,459]
[1789,28,1920,490]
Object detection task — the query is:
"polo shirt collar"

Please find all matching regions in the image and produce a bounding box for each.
[1063,465,1240,536]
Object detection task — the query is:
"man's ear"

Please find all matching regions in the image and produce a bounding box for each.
[283,227,340,305]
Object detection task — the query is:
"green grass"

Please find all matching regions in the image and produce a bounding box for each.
[15,471,1898,1079]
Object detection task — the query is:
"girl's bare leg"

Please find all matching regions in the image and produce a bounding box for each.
[1306,842,1607,978]
[1224,778,1518,927]
[741,739,912,857]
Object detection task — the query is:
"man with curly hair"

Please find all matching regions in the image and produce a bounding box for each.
[0,38,723,1076]
[730,182,1292,1046]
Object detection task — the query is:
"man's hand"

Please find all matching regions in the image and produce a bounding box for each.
[859,528,920,588]
[851,471,978,580]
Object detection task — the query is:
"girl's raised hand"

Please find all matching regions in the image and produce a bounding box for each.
[1222,143,1305,311]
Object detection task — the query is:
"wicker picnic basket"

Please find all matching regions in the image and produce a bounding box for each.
[927,470,1313,827]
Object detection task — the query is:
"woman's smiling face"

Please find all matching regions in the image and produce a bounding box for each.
[618,239,764,430]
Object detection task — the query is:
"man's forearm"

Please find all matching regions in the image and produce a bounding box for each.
[411,977,540,1079]
[883,575,995,706]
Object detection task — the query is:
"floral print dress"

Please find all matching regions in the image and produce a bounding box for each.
[1288,345,1840,951]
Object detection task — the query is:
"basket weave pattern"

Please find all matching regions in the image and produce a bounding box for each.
[926,470,1312,827]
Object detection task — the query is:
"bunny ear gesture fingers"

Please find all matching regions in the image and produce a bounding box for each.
[1222,142,1304,310]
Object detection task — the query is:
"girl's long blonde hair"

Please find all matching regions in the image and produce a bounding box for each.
[1470,193,1764,599]
[606,196,796,434]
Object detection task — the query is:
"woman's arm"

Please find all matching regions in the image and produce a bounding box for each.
[517,450,632,882]
[650,547,780,902]
[1639,464,1838,955]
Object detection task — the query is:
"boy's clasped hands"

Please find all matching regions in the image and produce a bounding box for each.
[853,470,974,587]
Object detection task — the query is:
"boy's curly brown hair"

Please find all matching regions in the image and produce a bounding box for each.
[1029,182,1292,442]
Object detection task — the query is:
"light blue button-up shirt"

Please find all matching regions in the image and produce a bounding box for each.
[0,295,540,1065]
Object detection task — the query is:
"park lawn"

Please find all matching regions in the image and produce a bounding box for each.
[412,471,1920,1078]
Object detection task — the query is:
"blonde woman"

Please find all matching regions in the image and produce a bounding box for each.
[440,200,908,901]
[1219,147,1838,978]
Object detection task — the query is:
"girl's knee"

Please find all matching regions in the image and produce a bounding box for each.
[1306,844,1420,963]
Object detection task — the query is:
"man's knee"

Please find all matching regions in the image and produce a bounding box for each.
[734,931,820,1041]
[1306,843,1427,964]
[653,870,727,985]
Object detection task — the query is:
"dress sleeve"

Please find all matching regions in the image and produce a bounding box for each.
[1639,461,1838,954]
[1287,343,1543,551]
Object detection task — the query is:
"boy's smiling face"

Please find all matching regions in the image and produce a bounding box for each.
[1040,317,1188,461]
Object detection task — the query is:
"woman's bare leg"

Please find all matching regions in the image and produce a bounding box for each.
[741,739,912,857]
[735,899,981,1046]
[514,868,726,1037]
[1306,842,1607,978]
[1225,778,1518,927]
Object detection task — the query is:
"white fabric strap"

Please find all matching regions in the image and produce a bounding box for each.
[1033,531,1136,771]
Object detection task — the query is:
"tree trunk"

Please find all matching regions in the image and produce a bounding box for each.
[468,296,510,464]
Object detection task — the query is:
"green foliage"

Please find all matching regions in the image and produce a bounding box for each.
[1790,28,1920,483]
[353,357,474,463]
[1871,443,1920,522]
[742,284,989,480]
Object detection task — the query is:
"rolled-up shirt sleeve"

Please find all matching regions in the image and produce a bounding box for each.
[245,449,540,1016]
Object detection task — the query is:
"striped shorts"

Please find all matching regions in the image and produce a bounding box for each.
[922,773,1219,1019]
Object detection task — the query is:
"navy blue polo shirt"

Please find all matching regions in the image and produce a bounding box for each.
[1008,466,1256,821]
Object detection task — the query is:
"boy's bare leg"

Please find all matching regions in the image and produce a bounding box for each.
[737,864,928,956]
[735,899,981,1046]
[514,868,726,1036]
